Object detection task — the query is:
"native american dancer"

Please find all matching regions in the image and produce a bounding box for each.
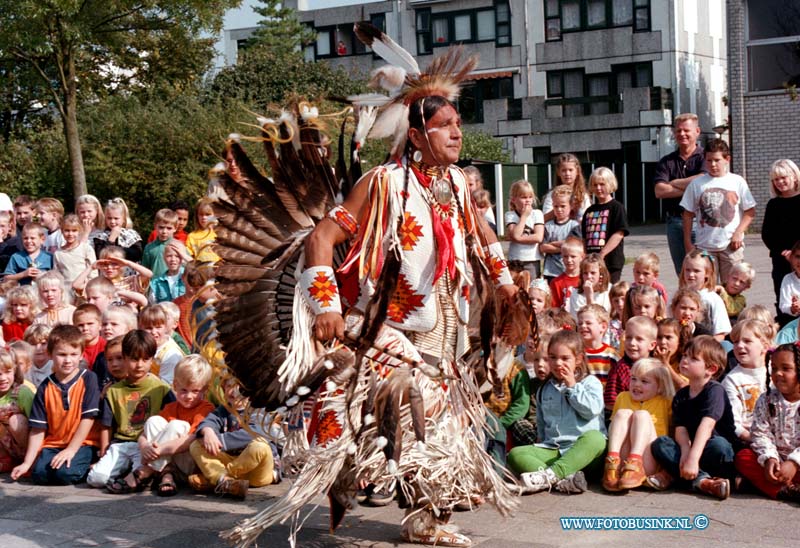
[199,23,536,548]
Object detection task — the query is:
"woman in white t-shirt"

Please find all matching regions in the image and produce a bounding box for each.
[505,180,544,279]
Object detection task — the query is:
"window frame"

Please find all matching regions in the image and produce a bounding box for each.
[457,76,515,124]
[416,4,509,51]
[544,0,650,41]
[744,0,800,93]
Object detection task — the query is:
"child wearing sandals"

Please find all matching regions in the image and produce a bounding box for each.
[86,330,174,489]
[106,355,214,496]
[734,343,800,502]
[507,329,606,494]
[603,358,674,492]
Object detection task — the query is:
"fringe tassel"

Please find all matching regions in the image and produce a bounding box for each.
[277,284,318,394]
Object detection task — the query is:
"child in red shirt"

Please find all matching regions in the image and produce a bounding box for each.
[549,236,584,308]
[2,286,38,343]
[73,304,106,371]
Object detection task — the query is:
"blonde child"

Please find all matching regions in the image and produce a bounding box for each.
[54,214,97,285]
[138,304,185,385]
[507,330,606,494]
[101,305,138,341]
[158,301,190,354]
[654,318,689,390]
[36,197,65,254]
[147,200,190,244]
[505,180,544,279]
[541,185,582,280]
[528,278,550,315]
[2,285,38,343]
[582,167,629,283]
[8,341,34,386]
[622,285,665,325]
[604,316,658,415]
[649,336,738,499]
[605,280,629,351]
[186,198,219,264]
[0,349,34,472]
[3,222,52,285]
[92,198,143,262]
[32,271,75,327]
[22,324,53,387]
[761,159,800,325]
[143,209,179,278]
[107,355,214,496]
[84,276,116,313]
[679,249,731,339]
[75,194,105,244]
[737,305,778,342]
[734,343,800,501]
[578,304,618,389]
[723,319,770,444]
[542,153,591,222]
[566,253,611,317]
[632,252,668,304]
[603,358,674,491]
[716,262,755,322]
[189,378,280,498]
[548,236,584,310]
[148,241,189,304]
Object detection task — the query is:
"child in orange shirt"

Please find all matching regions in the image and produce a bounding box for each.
[10,325,100,484]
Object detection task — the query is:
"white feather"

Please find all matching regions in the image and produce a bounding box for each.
[348,93,391,108]
[323,360,334,370]
[354,106,378,149]
[375,436,388,449]
[363,28,420,76]
[387,459,398,475]
[228,133,240,142]
[369,103,408,140]
[325,380,337,393]
[369,66,407,94]
[363,413,375,426]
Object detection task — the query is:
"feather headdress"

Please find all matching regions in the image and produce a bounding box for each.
[350,22,478,157]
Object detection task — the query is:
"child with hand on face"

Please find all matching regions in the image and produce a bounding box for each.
[186,198,220,264]
[716,262,755,322]
[507,330,606,495]
[189,378,281,499]
[11,325,100,484]
[505,180,545,279]
[73,246,152,309]
[3,223,52,285]
[734,343,800,502]
[566,254,611,317]
[148,240,189,304]
[649,336,738,499]
[603,358,674,492]
[654,318,689,391]
[75,195,105,244]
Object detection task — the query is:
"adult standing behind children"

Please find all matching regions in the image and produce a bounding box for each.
[680,139,756,283]
[653,113,706,275]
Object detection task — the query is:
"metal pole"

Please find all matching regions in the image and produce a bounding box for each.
[495,162,505,237]
[641,162,646,223]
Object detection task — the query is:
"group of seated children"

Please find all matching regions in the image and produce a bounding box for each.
[497,251,800,503]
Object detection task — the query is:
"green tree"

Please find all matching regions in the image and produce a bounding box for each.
[460,128,510,163]
[247,0,316,55]
[0,0,240,200]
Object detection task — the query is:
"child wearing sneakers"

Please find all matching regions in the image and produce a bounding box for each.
[649,335,739,499]
[188,378,281,499]
[507,329,606,494]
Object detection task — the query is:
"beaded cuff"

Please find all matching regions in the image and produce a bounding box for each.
[327,205,358,236]
[299,265,342,315]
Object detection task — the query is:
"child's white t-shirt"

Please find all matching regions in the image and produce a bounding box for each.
[699,288,732,335]
[679,172,756,251]
[779,272,800,316]
[722,365,766,437]
[504,209,544,261]
[566,289,610,318]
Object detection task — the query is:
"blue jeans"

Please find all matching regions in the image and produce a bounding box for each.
[666,215,694,276]
[651,435,735,490]
[32,446,97,485]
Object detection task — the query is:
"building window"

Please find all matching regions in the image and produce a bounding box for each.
[746,0,800,92]
[545,0,650,40]
[416,4,509,49]
[316,29,331,57]
[458,77,514,124]
[545,62,652,117]
[416,9,432,54]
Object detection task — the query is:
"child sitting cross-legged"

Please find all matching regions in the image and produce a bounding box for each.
[86,330,174,489]
[649,335,739,499]
[188,377,281,499]
[106,354,214,496]
[507,330,606,494]
[603,358,674,492]
[11,325,100,484]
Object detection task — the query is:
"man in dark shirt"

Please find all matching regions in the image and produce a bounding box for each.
[653,113,706,274]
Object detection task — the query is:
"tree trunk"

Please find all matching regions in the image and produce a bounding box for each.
[62,49,87,200]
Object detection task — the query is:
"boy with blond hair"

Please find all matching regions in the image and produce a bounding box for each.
[139,304,185,385]
[107,354,214,495]
[159,301,190,354]
[549,236,584,309]
[36,197,66,254]
[716,262,755,321]
[11,325,100,484]
[578,304,618,389]
[632,252,668,304]
[142,209,179,278]
[604,316,658,412]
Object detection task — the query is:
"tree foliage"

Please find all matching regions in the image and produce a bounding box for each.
[0,0,240,197]
[247,0,316,56]
[460,128,510,163]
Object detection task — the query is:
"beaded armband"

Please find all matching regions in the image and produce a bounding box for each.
[328,205,358,236]
[299,265,342,315]
[484,241,514,287]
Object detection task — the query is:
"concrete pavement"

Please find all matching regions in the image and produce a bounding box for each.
[0,226,788,548]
